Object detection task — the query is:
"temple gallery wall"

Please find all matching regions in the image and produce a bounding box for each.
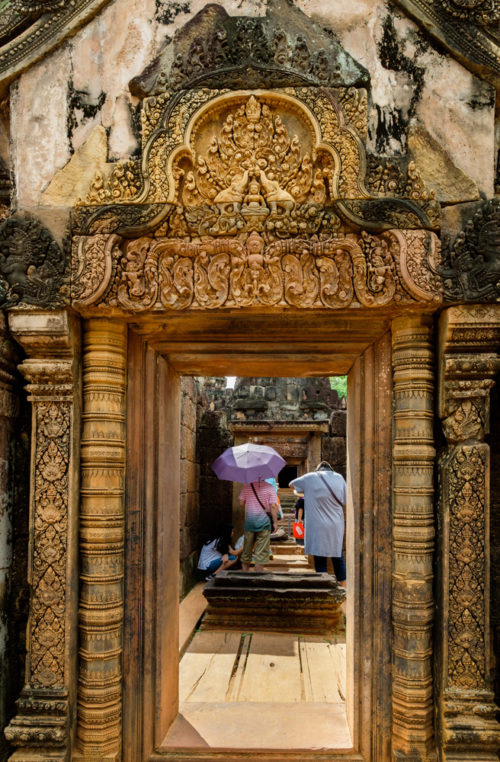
[0,0,499,760]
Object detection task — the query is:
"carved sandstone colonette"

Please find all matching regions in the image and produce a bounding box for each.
[437,305,500,762]
[4,310,80,762]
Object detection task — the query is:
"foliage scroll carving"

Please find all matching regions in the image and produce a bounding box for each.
[436,305,500,760]
[72,229,443,313]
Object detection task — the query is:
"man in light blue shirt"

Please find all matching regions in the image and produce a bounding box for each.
[290,460,346,587]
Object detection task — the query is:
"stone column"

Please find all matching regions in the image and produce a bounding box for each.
[75,320,127,761]
[436,305,500,761]
[0,313,20,759]
[391,314,436,761]
[4,310,81,762]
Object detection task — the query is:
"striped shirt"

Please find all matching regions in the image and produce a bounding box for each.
[239,481,277,532]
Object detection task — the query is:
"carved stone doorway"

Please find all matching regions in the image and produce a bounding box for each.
[83,306,426,762]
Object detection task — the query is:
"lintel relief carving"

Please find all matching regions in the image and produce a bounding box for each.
[72,229,443,313]
[71,87,445,316]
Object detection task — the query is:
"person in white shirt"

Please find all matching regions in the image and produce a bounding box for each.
[290,461,346,587]
[198,523,239,580]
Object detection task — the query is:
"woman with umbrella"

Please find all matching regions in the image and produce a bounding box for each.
[211,443,285,573]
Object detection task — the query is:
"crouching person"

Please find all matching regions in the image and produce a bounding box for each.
[198,522,239,581]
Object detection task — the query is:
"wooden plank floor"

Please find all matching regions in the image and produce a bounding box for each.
[163,631,350,751]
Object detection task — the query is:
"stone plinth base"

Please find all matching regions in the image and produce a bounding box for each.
[201,572,345,635]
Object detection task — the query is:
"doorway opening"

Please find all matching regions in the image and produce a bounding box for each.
[123,319,392,762]
[278,465,297,487]
[170,373,349,752]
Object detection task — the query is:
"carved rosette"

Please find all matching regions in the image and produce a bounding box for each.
[436,305,500,760]
[71,229,443,313]
[4,310,80,762]
[75,320,127,760]
[391,314,436,760]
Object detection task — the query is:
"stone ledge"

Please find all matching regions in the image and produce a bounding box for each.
[202,572,345,636]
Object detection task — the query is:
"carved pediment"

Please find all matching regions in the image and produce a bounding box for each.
[393,0,500,88]
[129,2,368,97]
[75,87,439,237]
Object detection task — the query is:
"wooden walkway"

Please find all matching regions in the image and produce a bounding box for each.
[162,630,350,751]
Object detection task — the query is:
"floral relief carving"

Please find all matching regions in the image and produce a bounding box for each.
[447,446,486,688]
[442,398,486,443]
[30,401,69,689]
[72,228,443,312]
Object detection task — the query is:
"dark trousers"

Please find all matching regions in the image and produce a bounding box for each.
[313,554,346,581]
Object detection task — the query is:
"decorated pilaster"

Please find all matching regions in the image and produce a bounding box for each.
[75,320,127,760]
[392,313,436,761]
[436,305,500,761]
[4,309,81,762]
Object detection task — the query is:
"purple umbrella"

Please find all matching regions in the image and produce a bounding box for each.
[211,443,286,484]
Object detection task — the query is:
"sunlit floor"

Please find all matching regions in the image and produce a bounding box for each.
[162,630,350,751]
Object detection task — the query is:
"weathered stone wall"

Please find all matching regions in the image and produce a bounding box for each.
[7,0,496,244]
[179,377,201,598]
[229,377,340,422]
[323,408,347,479]
[196,409,234,546]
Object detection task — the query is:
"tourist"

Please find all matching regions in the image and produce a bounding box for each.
[294,490,305,546]
[197,522,239,580]
[239,479,278,572]
[289,461,346,587]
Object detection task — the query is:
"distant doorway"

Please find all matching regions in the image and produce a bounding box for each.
[279,465,297,487]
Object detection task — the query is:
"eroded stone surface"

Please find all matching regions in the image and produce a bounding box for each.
[42,125,112,207]
[408,122,479,204]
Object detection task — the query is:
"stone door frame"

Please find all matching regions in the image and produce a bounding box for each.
[76,306,434,762]
[5,303,500,762]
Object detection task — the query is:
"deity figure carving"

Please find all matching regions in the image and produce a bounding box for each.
[170,93,338,235]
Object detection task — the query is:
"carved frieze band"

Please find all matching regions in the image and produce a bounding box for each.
[76,320,127,760]
[71,229,443,313]
[4,310,80,761]
[391,314,435,759]
[436,305,500,760]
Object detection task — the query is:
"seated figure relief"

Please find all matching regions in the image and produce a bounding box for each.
[175,94,333,235]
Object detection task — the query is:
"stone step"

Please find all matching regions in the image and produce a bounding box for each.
[266,555,309,569]
[279,493,298,513]
[201,571,345,635]
[271,543,305,556]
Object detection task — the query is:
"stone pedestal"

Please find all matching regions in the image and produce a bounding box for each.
[201,572,346,635]
[436,305,500,761]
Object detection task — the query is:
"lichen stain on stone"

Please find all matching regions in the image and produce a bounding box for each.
[376,14,427,153]
[466,79,496,112]
[155,0,191,25]
[128,101,143,158]
[67,79,106,155]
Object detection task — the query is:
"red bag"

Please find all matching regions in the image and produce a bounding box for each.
[293,521,304,539]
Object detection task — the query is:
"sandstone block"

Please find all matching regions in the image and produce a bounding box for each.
[408,122,479,204]
[329,410,346,436]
